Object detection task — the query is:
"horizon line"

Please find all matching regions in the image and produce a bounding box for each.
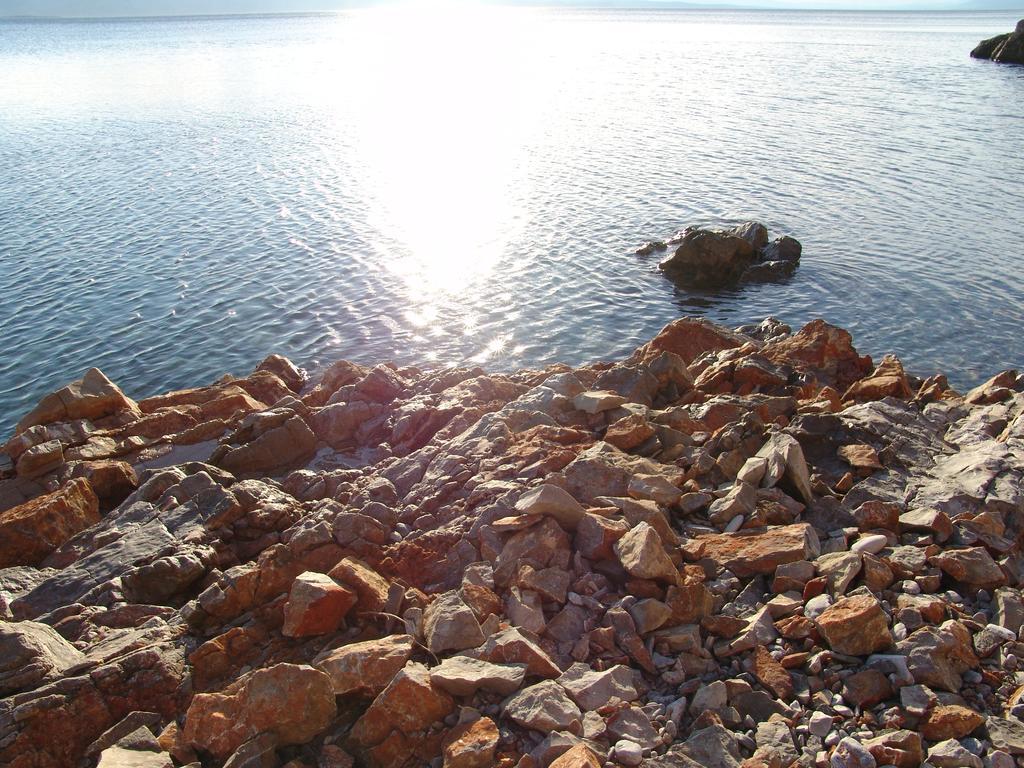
[2,3,1023,20]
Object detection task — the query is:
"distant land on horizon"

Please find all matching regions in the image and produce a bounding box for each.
[2,0,1022,18]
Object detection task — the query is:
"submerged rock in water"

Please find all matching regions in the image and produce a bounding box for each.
[1,316,1023,768]
[654,220,803,288]
[971,20,1024,64]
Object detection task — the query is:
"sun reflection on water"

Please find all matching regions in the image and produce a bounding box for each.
[329,2,538,305]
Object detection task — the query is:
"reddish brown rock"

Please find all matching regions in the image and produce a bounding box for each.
[929,547,1007,589]
[442,717,499,768]
[282,571,356,637]
[920,705,984,741]
[328,557,391,615]
[216,415,316,475]
[0,477,99,567]
[313,634,415,697]
[348,662,455,768]
[862,730,924,768]
[688,523,820,578]
[466,627,562,678]
[183,663,336,760]
[761,320,873,390]
[842,668,893,708]
[853,500,901,532]
[549,744,603,768]
[815,594,892,656]
[604,414,656,451]
[838,443,884,474]
[633,317,749,365]
[72,460,138,508]
[843,354,914,402]
[16,367,139,434]
[751,646,794,700]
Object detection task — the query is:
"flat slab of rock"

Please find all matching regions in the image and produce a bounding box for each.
[688,523,820,577]
[0,620,87,695]
[515,484,586,530]
[429,656,526,696]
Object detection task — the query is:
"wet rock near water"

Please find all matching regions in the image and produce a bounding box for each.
[972,20,1024,65]
[639,221,802,288]
[1,316,1023,767]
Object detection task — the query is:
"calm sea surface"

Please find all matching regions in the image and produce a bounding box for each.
[1,7,1023,436]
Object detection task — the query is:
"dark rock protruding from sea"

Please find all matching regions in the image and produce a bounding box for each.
[639,221,801,289]
[972,19,1024,64]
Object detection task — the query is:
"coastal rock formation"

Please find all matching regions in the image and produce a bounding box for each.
[1,318,1023,768]
[972,20,1024,64]
[645,221,802,288]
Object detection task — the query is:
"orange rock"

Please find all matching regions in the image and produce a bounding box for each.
[183,663,336,760]
[442,717,499,768]
[72,460,137,508]
[0,477,99,567]
[549,744,603,768]
[919,704,984,741]
[751,646,794,700]
[281,571,356,638]
[761,319,873,390]
[604,414,656,451]
[816,594,892,656]
[16,368,139,434]
[348,662,455,766]
[634,317,750,365]
[328,557,391,615]
[120,406,201,439]
[838,443,883,474]
[313,634,415,697]
[843,354,913,402]
[687,523,820,578]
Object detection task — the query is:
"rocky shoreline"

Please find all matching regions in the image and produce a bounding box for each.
[1,315,1023,768]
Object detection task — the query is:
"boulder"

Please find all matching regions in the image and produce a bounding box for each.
[0,620,87,695]
[16,367,139,434]
[971,21,1024,64]
[429,656,526,696]
[658,227,757,288]
[815,594,892,656]
[896,621,979,692]
[557,663,639,711]
[614,522,678,582]
[313,634,415,697]
[442,717,499,768]
[281,571,356,637]
[424,591,486,654]
[503,680,582,733]
[348,662,455,764]
[515,484,585,530]
[183,663,336,760]
[216,415,317,476]
[0,477,100,567]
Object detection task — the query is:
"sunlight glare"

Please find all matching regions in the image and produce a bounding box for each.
[331,2,536,300]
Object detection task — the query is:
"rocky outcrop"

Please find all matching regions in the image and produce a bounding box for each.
[1,316,1023,768]
[649,221,802,288]
[972,20,1024,64]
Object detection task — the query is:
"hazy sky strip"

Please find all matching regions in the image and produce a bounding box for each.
[3,0,1023,17]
